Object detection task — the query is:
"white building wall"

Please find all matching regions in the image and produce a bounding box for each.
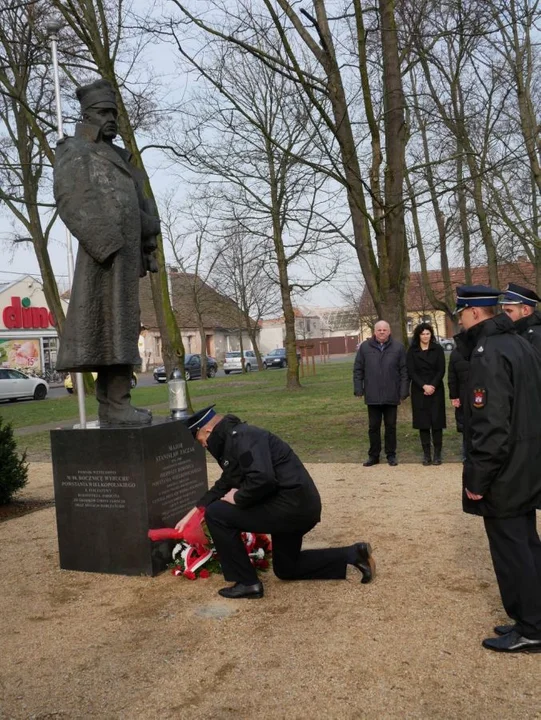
[259,326,284,354]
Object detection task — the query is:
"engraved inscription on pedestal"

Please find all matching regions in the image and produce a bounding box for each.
[51,418,208,576]
[63,469,134,510]
[148,440,207,527]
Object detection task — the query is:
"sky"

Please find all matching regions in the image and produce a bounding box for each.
[0,1,374,310]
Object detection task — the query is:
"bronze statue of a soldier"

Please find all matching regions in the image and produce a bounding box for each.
[54,79,160,426]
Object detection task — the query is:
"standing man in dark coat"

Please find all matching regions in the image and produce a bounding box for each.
[456,285,541,653]
[500,283,541,356]
[53,79,160,426]
[353,320,409,467]
[175,407,376,599]
[406,323,446,465]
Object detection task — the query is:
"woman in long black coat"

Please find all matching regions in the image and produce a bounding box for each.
[406,323,447,465]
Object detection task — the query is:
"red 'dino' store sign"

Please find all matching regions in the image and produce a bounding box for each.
[2,297,55,330]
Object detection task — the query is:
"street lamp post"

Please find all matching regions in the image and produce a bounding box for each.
[46,20,86,429]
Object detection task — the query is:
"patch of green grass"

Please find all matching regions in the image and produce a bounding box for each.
[6,362,464,463]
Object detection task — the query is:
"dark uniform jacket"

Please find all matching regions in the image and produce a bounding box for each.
[514,310,541,357]
[448,344,470,432]
[406,342,447,430]
[54,124,160,371]
[196,415,322,525]
[353,337,409,405]
[461,313,541,517]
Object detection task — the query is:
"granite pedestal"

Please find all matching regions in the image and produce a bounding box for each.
[50,417,208,576]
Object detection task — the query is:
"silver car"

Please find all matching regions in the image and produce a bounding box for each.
[223,350,257,374]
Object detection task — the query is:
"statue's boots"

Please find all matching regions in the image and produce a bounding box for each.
[96,371,109,426]
[102,365,152,426]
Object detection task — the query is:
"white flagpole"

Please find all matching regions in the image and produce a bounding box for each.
[47,20,86,429]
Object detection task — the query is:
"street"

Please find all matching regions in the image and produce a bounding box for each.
[44,355,356,400]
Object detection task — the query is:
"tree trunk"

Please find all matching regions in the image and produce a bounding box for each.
[245,312,264,370]
[238,326,246,373]
[310,0,408,339]
[266,140,300,389]
[456,150,473,285]
[196,312,208,380]
[379,0,409,342]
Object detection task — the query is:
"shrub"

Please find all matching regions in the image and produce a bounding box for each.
[0,416,28,505]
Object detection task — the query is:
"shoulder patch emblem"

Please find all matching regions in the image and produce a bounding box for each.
[477,346,484,353]
[473,387,486,408]
[528,329,533,333]
[222,460,230,468]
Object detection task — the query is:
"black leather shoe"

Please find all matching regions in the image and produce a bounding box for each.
[433,453,442,466]
[482,630,541,652]
[363,457,380,467]
[422,455,431,466]
[387,456,398,466]
[218,582,264,599]
[494,624,517,636]
[350,542,376,584]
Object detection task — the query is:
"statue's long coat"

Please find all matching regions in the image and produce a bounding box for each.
[54,124,150,371]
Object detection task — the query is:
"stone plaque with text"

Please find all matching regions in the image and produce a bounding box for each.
[51,417,208,576]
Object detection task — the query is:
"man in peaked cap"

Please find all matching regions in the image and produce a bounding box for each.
[501,282,541,356]
[174,407,376,599]
[54,79,160,426]
[455,285,541,652]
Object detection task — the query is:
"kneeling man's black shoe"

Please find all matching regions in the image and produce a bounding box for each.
[363,457,379,467]
[350,542,376,584]
[218,582,264,599]
[387,455,398,466]
[494,624,517,636]
[482,630,541,653]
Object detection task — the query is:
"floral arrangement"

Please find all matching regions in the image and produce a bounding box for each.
[148,508,272,580]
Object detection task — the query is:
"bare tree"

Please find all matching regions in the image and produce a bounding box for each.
[162,0,409,338]
[0,2,65,334]
[484,0,541,289]
[213,222,282,370]
[406,0,512,287]
[160,193,223,381]
[155,35,340,388]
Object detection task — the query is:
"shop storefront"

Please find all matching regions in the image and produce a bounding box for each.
[0,275,68,374]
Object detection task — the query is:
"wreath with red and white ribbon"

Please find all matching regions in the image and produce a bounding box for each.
[148,508,272,580]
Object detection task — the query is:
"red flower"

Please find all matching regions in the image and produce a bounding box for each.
[172,568,183,576]
[256,559,270,570]
[184,570,196,580]
[199,569,210,579]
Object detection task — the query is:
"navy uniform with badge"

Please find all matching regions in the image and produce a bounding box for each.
[455,285,541,653]
[175,407,375,599]
[501,283,541,356]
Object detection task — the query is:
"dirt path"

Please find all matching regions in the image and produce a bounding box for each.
[1,463,539,719]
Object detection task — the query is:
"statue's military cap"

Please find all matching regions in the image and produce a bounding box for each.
[76,79,117,111]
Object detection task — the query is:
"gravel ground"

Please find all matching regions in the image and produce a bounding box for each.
[1,462,540,720]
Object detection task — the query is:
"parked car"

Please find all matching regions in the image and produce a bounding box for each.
[153,355,218,382]
[436,336,455,351]
[0,367,48,401]
[262,348,301,369]
[223,350,257,374]
[65,371,137,393]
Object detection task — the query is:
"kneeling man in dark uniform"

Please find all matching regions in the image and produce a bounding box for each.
[175,408,375,599]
